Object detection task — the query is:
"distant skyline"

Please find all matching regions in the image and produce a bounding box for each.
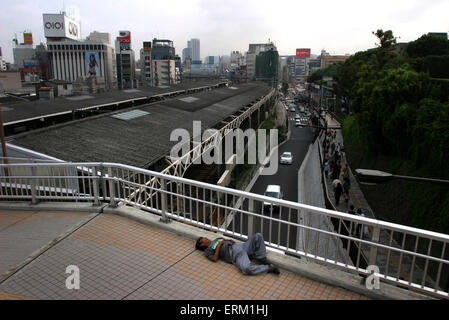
[0,0,448,63]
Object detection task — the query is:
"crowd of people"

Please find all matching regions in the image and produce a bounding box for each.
[322,128,368,239]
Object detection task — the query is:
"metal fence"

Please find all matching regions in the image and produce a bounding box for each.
[0,161,448,299]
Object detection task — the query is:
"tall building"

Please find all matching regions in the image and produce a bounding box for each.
[246,42,277,80]
[190,38,200,62]
[182,38,200,66]
[294,48,311,84]
[0,47,6,71]
[255,48,279,87]
[115,31,136,89]
[140,41,152,86]
[151,39,176,86]
[44,13,116,91]
[182,47,191,64]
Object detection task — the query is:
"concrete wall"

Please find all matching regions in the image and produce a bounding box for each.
[298,138,324,207]
[298,135,349,266]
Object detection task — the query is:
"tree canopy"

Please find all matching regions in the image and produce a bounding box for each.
[310,29,449,233]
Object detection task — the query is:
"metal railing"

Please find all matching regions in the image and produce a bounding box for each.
[1,161,448,299]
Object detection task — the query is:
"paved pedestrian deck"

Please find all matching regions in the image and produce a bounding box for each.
[0,209,369,300]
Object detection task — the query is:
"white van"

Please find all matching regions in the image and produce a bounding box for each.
[263,185,282,212]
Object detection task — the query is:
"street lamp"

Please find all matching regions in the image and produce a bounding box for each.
[355,169,449,186]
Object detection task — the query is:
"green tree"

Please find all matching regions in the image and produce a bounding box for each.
[407,34,449,58]
[372,29,397,49]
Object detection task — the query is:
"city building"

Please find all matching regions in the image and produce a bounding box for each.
[308,58,321,75]
[44,13,116,91]
[13,43,35,69]
[0,47,6,71]
[321,55,350,69]
[294,48,311,84]
[151,39,176,86]
[0,71,22,92]
[230,51,244,70]
[189,38,200,62]
[246,42,277,80]
[182,47,191,65]
[255,48,279,87]
[139,41,152,86]
[115,31,136,89]
[182,38,200,68]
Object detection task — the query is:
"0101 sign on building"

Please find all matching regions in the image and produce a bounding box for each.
[43,13,81,41]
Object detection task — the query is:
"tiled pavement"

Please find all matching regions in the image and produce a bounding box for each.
[0,210,369,300]
[0,209,94,276]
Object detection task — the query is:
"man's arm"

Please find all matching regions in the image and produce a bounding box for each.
[212,241,224,262]
[205,241,224,262]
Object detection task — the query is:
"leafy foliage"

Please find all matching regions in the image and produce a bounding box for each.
[328,29,449,233]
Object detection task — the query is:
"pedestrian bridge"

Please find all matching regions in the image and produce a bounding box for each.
[0,161,448,299]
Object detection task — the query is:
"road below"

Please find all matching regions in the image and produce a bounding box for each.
[227,102,315,250]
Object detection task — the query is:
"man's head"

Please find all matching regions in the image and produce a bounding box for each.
[195,237,211,251]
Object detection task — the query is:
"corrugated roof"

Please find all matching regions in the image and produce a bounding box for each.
[8,82,272,168]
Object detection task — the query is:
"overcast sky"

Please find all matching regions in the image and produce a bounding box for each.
[1,0,448,63]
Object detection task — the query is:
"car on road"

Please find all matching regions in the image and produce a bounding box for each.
[295,114,300,120]
[290,107,295,112]
[263,185,283,213]
[295,119,302,126]
[280,152,293,164]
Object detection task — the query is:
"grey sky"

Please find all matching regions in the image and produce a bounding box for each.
[0,0,448,63]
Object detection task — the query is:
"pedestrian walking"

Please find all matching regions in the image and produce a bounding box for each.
[342,164,350,183]
[336,142,341,153]
[324,161,329,178]
[356,208,367,238]
[332,160,341,180]
[348,204,355,215]
[343,178,351,203]
[333,179,343,206]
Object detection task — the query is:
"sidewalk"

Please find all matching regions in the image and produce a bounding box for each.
[322,114,429,286]
[0,208,369,300]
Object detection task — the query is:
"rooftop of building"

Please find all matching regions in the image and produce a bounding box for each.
[5,82,271,168]
[1,80,226,124]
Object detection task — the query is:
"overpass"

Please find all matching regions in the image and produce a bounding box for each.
[0,161,447,299]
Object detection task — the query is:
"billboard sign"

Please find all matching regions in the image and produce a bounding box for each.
[23,59,40,67]
[23,33,33,44]
[86,52,100,77]
[296,48,311,58]
[118,31,131,51]
[43,14,81,40]
[143,41,152,52]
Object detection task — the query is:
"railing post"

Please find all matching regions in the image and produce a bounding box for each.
[92,166,101,206]
[369,225,381,266]
[30,165,38,205]
[160,178,170,223]
[108,167,117,208]
[248,199,254,236]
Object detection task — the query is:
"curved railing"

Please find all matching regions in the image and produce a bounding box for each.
[0,161,448,299]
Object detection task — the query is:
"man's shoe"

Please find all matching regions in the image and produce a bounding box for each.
[268,264,280,275]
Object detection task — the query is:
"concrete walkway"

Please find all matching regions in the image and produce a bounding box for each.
[0,208,369,300]
[322,114,431,288]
